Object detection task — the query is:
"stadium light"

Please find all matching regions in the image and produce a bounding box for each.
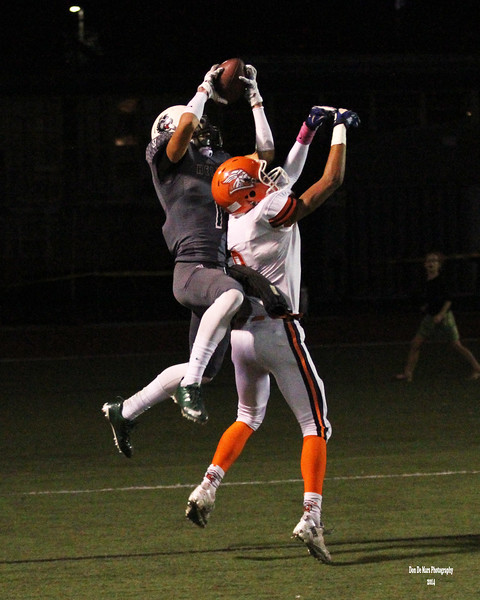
[69,6,85,42]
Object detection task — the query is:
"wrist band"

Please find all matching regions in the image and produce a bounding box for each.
[249,91,263,107]
[253,106,274,151]
[331,124,346,145]
[296,122,316,145]
[184,91,207,120]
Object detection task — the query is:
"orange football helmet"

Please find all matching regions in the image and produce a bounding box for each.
[212,156,289,215]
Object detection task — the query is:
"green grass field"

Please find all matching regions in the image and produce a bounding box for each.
[1,331,479,599]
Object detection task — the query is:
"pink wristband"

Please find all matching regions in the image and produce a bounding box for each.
[296,122,316,145]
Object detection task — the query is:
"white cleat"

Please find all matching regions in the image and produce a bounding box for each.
[292,515,332,563]
[185,485,215,528]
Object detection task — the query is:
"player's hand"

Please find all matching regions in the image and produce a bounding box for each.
[334,109,360,129]
[306,106,336,130]
[239,64,263,107]
[199,65,228,104]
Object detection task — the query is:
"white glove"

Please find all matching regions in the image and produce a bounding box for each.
[239,64,263,107]
[199,65,228,104]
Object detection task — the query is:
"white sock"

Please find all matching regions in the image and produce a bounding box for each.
[121,363,188,420]
[181,338,218,386]
[201,464,225,491]
[303,492,322,526]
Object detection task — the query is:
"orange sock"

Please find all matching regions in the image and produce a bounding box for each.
[301,435,327,494]
[211,421,254,473]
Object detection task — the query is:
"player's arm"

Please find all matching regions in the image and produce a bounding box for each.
[240,65,275,165]
[166,111,201,164]
[294,143,346,221]
[288,109,360,224]
[283,106,336,187]
[166,65,226,164]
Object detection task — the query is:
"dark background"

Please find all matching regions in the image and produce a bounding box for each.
[1,1,480,325]
[4,1,480,73]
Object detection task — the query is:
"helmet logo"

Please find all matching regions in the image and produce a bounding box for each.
[223,169,255,196]
[159,114,174,132]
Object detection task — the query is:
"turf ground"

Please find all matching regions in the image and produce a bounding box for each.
[1,319,479,599]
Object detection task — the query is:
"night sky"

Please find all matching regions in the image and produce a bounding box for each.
[3,1,480,81]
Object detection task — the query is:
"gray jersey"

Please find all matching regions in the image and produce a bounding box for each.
[146,132,230,264]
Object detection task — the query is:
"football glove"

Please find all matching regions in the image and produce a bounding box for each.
[334,109,360,129]
[306,106,336,130]
[200,65,228,104]
[239,64,263,107]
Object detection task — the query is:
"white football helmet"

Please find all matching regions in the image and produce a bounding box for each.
[150,105,185,139]
[151,105,223,148]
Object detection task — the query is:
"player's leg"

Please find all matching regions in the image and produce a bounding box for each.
[444,312,480,379]
[185,420,257,527]
[395,335,425,381]
[182,287,244,385]
[396,315,435,381]
[205,328,271,473]
[172,263,244,423]
[263,319,331,562]
[122,363,189,420]
[102,362,192,458]
[102,304,233,456]
[451,340,480,378]
[186,328,269,527]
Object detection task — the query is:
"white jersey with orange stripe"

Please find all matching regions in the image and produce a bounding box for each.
[227,186,301,313]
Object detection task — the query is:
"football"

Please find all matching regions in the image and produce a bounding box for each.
[215,58,247,104]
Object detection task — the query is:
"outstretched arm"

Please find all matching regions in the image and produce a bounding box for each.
[240,65,275,165]
[295,142,346,220]
[166,65,226,163]
[283,106,336,186]
[290,109,360,223]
